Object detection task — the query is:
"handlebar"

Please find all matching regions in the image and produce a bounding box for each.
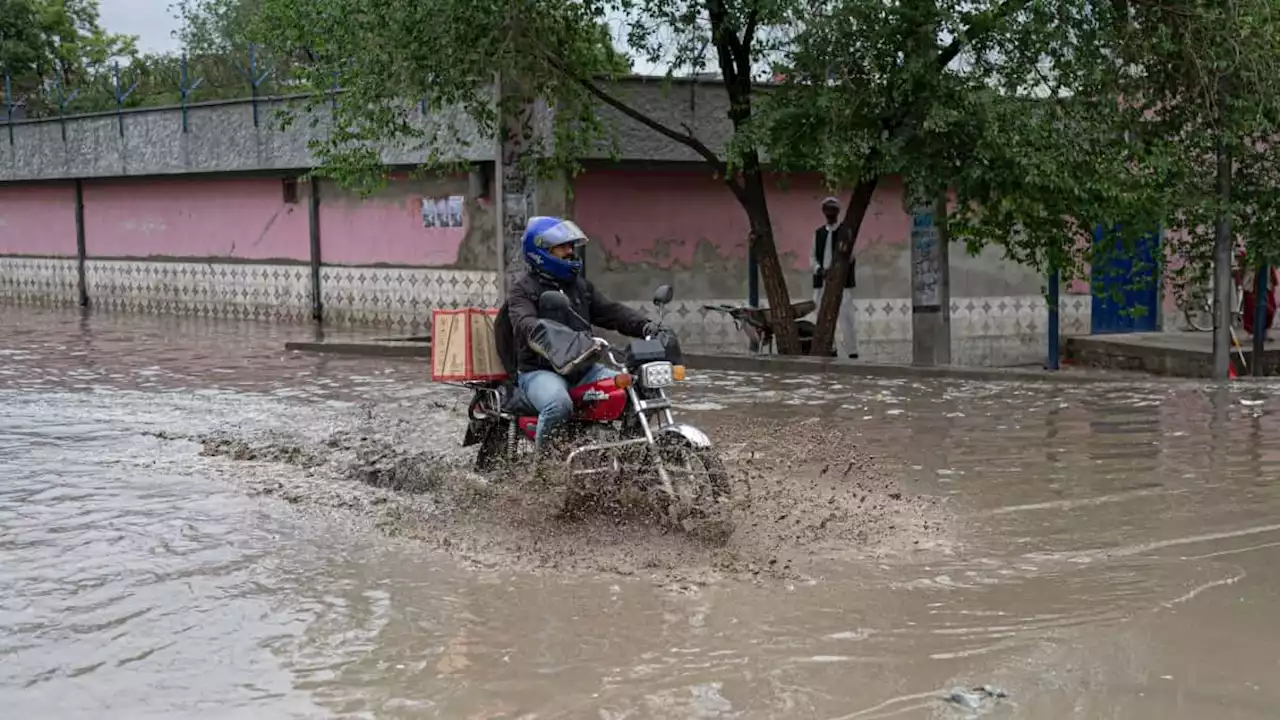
[592,336,627,369]
[591,332,668,369]
[702,304,766,328]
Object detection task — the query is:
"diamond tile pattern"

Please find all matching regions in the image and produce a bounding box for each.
[84,260,313,322]
[321,267,500,332]
[622,294,1093,366]
[0,257,80,307]
[0,256,1096,366]
[0,260,504,329]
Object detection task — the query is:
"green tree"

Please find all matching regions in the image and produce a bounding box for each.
[169,0,288,102]
[0,0,137,113]
[0,0,43,95]
[1102,0,1280,378]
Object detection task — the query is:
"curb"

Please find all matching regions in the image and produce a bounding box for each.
[682,353,1146,385]
[283,338,1157,384]
[283,340,431,358]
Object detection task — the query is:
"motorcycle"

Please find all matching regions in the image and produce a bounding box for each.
[702,300,827,355]
[460,284,732,533]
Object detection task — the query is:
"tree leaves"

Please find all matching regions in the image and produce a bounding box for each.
[244,0,628,192]
[0,0,137,112]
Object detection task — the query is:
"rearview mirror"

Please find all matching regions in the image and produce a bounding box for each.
[652,284,674,306]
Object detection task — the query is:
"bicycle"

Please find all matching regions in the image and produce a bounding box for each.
[1178,268,1243,333]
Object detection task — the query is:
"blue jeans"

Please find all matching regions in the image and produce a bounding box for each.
[517,364,617,452]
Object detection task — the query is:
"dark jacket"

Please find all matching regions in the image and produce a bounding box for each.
[507,272,650,373]
[814,225,856,289]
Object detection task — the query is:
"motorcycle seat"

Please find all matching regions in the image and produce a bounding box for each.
[500,385,538,417]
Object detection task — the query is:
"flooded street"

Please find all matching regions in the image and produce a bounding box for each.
[4,306,1280,718]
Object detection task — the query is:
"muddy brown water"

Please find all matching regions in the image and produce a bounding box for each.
[4,307,1280,718]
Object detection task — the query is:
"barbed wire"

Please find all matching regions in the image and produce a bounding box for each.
[2,44,291,124]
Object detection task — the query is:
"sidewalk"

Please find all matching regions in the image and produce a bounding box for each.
[683,352,1147,384]
[283,336,1165,385]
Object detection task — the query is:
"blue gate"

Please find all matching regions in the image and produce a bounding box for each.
[1090,225,1161,334]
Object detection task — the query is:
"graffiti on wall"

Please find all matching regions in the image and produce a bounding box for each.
[910,202,941,307]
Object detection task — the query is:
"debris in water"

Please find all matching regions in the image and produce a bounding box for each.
[942,685,1009,713]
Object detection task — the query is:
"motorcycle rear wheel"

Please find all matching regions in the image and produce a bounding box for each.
[473,420,511,473]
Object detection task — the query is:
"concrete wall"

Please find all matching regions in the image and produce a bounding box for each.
[0,173,501,330]
[590,80,735,163]
[0,97,489,183]
[32,174,496,268]
[0,78,745,183]
[82,177,311,262]
[0,185,78,256]
[573,167,1045,303]
[317,175,495,268]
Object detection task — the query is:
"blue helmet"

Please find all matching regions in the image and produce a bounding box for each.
[523,216,587,282]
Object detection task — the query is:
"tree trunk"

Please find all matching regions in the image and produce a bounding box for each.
[700,8,797,354]
[811,178,878,355]
[1212,129,1233,380]
[737,165,799,354]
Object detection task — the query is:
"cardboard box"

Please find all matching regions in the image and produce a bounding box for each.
[431,308,508,382]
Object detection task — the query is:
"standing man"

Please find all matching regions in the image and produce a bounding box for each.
[811,196,859,359]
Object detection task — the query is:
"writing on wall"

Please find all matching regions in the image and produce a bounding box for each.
[910,202,941,307]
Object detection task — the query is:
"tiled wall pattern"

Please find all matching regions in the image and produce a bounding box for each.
[84,260,313,322]
[622,294,1092,366]
[1,257,1090,365]
[0,257,80,307]
[320,266,500,332]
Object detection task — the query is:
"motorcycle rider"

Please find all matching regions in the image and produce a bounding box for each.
[507,216,664,464]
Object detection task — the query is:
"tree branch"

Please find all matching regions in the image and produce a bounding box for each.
[705,0,738,82]
[739,0,760,79]
[875,0,1035,138]
[936,0,1033,70]
[547,55,743,198]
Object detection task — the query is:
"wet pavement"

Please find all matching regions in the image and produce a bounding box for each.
[4,306,1280,718]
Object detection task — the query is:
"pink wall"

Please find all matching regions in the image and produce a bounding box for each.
[0,185,78,257]
[572,169,910,271]
[319,179,469,266]
[83,178,310,261]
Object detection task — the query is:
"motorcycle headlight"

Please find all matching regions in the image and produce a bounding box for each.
[640,361,674,388]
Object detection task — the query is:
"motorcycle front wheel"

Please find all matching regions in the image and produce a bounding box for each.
[655,438,733,540]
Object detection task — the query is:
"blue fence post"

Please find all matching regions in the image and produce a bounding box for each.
[1253,262,1270,377]
[53,81,80,143]
[179,55,204,133]
[241,45,271,127]
[1047,266,1061,370]
[112,61,138,137]
[4,70,14,145]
